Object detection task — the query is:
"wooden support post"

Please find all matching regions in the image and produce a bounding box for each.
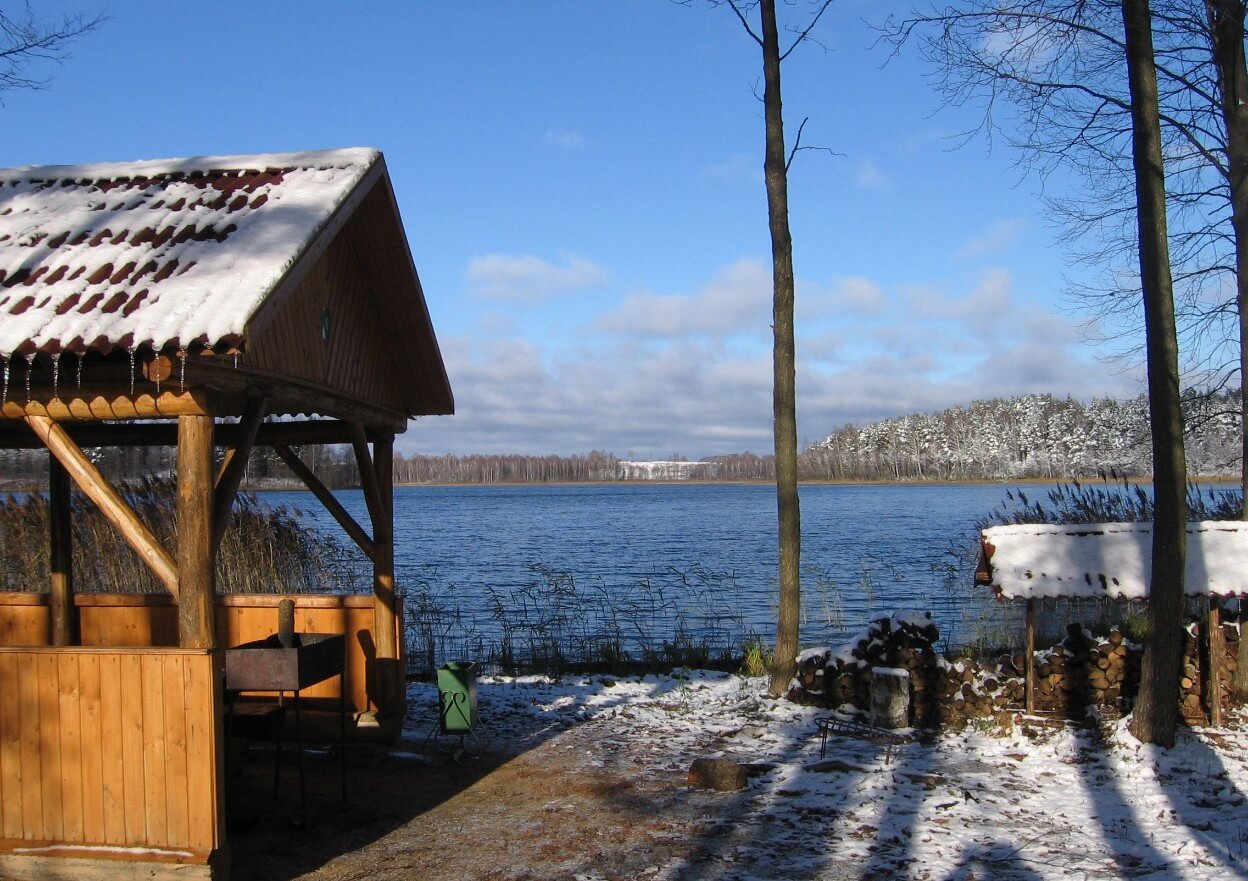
[353,425,399,718]
[211,396,268,553]
[178,415,216,649]
[1025,599,1036,715]
[1207,602,1223,727]
[273,443,376,562]
[48,455,77,645]
[25,414,179,595]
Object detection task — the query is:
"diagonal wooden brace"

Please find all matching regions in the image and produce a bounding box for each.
[273,442,376,562]
[24,414,179,596]
[211,396,268,553]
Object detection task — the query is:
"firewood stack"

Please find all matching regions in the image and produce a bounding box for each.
[787,612,1238,728]
[931,653,1023,727]
[1032,624,1138,714]
[1180,621,1205,721]
[792,614,964,725]
[1175,616,1240,722]
[1225,619,1241,707]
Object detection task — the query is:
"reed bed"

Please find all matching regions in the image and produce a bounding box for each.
[403,561,757,676]
[0,476,352,594]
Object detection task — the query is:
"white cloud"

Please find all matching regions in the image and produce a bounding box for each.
[466,253,607,303]
[544,128,585,149]
[904,267,1013,334]
[957,218,1026,259]
[398,263,1140,458]
[855,158,890,190]
[828,275,887,316]
[597,259,770,338]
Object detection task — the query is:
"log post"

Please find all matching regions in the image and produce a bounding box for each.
[177,414,216,649]
[371,434,400,718]
[1237,598,1248,700]
[49,455,77,645]
[1025,599,1036,715]
[1207,601,1223,727]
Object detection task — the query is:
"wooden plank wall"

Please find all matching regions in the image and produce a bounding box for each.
[216,595,394,713]
[0,647,221,862]
[0,594,50,647]
[245,232,408,415]
[0,594,403,715]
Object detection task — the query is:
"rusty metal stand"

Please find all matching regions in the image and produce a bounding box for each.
[817,717,911,765]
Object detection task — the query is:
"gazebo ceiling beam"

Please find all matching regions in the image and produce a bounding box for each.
[0,419,389,450]
[24,414,179,596]
[180,356,410,431]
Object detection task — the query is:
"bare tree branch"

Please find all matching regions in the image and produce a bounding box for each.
[780,0,836,61]
[0,4,103,99]
[785,116,841,170]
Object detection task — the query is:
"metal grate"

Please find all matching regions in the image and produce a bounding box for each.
[817,717,911,765]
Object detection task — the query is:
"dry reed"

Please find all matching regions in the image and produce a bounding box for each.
[0,476,353,594]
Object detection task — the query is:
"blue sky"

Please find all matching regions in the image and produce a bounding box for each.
[2,1,1146,457]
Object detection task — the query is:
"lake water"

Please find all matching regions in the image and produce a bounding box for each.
[266,482,1042,664]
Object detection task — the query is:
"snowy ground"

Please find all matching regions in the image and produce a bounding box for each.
[407,671,1248,881]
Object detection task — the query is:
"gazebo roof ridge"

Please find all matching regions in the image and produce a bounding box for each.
[0,147,380,186]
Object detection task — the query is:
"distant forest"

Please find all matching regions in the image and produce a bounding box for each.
[0,391,1241,488]
[392,391,1241,483]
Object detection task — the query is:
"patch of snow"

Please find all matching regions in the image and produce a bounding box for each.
[407,670,1248,881]
[13,844,195,858]
[797,647,830,664]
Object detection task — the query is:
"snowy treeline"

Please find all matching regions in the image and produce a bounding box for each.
[392,450,620,484]
[802,392,1242,481]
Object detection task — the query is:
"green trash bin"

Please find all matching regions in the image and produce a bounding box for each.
[437,661,478,733]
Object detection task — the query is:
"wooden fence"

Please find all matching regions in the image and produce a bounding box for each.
[0,646,223,875]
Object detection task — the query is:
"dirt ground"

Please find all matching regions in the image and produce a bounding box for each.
[226,716,815,881]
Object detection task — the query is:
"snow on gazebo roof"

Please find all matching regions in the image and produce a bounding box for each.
[980,521,1248,600]
[0,148,379,359]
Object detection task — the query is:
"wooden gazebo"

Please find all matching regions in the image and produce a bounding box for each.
[0,148,452,879]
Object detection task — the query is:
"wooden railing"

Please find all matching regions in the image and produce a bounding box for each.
[0,592,404,716]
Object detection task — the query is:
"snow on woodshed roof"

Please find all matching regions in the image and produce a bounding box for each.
[981,521,1248,600]
[0,148,379,358]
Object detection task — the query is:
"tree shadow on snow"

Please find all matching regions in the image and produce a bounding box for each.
[1149,722,1248,877]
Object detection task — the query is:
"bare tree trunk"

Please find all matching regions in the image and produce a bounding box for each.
[1206,0,1248,699]
[1205,0,1248,517]
[752,0,803,697]
[1123,0,1187,747]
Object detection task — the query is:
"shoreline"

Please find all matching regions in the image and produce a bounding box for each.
[2,476,1240,493]
[386,475,1241,489]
